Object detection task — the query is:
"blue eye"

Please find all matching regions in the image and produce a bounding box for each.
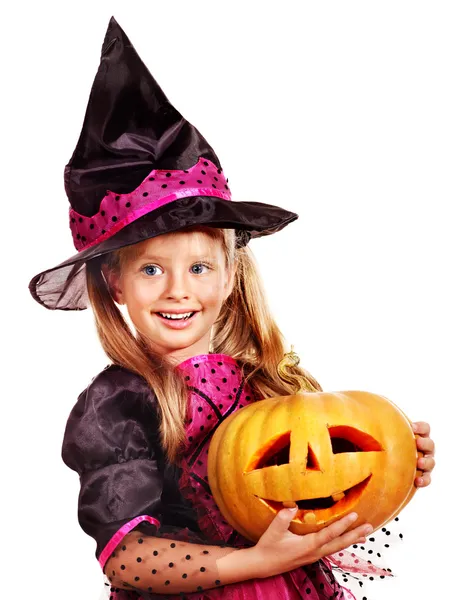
[191,262,212,275]
[142,265,160,276]
[141,262,212,277]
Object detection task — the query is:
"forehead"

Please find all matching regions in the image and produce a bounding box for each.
[124,230,222,262]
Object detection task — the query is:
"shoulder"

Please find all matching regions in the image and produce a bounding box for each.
[62,364,161,473]
[72,364,156,418]
[86,363,152,397]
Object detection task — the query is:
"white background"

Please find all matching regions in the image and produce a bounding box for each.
[2,1,466,598]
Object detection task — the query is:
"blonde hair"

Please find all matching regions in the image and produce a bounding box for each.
[85,226,322,464]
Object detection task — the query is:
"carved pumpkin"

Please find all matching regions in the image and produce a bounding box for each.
[208,349,421,542]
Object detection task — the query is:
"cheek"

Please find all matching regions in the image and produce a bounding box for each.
[124,280,154,310]
[202,281,225,307]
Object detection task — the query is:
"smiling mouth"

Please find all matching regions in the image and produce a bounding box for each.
[156,311,196,320]
[256,475,371,522]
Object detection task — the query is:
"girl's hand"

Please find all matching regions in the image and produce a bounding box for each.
[251,508,372,579]
[412,421,435,488]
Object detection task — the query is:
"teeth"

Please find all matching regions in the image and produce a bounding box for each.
[303,512,317,525]
[160,312,194,320]
[331,491,345,502]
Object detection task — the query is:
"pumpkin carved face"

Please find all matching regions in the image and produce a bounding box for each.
[208,390,420,542]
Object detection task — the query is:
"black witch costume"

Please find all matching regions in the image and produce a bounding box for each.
[29,16,403,600]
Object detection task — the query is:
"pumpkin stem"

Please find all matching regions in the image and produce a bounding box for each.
[277,346,320,393]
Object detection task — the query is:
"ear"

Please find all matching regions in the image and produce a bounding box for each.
[102,265,125,305]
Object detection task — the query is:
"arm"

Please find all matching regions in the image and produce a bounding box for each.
[104,529,259,594]
[104,507,377,595]
[63,368,296,593]
[63,366,238,581]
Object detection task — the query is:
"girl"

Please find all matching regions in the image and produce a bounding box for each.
[29,17,435,600]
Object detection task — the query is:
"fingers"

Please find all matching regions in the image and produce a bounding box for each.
[267,507,299,534]
[320,522,373,557]
[412,421,430,436]
[415,472,432,488]
[312,513,359,547]
[279,506,298,521]
[415,445,435,487]
[416,436,435,456]
[310,512,373,557]
[415,439,435,487]
[418,456,436,472]
[412,421,435,458]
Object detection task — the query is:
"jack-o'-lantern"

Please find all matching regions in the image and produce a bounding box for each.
[208,349,421,542]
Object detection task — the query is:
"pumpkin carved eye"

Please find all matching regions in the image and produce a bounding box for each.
[328,425,383,453]
[251,432,291,469]
[245,432,321,472]
[245,425,383,474]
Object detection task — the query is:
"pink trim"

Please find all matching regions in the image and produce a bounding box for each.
[176,353,239,370]
[98,515,160,569]
[76,188,230,253]
[69,157,231,251]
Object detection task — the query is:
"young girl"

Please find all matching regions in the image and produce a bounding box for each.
[29,17,435,600]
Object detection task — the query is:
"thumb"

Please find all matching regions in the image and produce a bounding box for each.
[268,507,298,533]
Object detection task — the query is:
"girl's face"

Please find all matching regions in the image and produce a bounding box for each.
[109,230,236,364]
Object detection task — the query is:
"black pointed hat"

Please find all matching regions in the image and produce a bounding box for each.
[29,17,298,310]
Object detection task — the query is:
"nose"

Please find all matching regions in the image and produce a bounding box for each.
[164,269,191,300]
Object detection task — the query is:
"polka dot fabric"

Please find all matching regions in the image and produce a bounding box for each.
[103,529,234,598]
[176,354,353,599]
[102,354,406,600]
[175,354,406,600]
[69,157,231,252]
[177,354,257,544]
[327,519,406,600]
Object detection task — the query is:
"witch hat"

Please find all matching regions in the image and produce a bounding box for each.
[29,16,298,310]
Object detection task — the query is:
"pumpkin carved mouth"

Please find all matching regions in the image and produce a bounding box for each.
[255,474,372,523]
[245,427,380,525]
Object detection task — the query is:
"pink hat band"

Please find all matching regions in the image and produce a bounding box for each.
[69,157,231,252]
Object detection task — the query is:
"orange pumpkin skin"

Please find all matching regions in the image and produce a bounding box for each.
[208,390,421,542]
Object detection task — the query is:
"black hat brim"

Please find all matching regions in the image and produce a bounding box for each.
[29,196,298,310]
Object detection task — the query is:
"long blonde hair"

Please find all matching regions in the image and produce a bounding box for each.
[85,226,322,464]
